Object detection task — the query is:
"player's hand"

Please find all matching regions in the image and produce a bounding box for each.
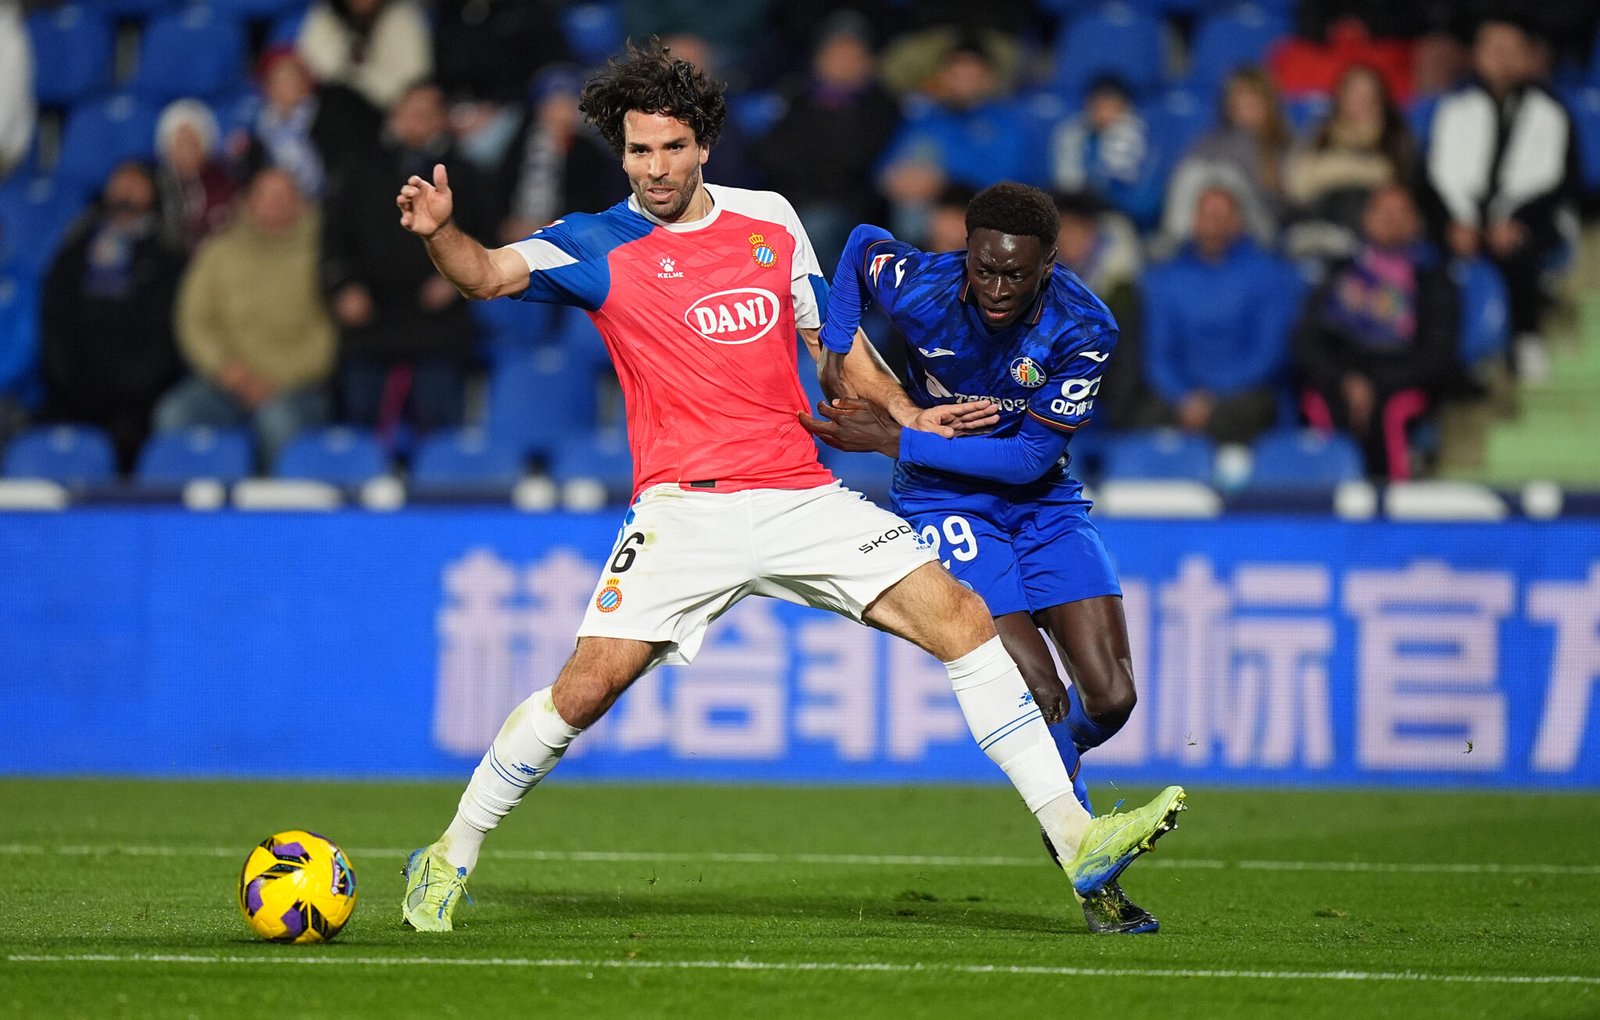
[914,399,999,438]
[396,163,454,238]
[799,398,901,458]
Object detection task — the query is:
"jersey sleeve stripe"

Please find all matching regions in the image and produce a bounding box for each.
[507,237,579,273]
[1027,409,1082,433]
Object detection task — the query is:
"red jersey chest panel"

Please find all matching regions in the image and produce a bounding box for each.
[593,209,830,497]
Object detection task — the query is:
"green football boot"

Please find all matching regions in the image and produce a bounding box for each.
[1064,785,1186,898]
[401,844,470,932]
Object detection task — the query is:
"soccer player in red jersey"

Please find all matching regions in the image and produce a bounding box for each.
[394,40,1184,932]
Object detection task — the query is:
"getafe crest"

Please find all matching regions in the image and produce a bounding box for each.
[1010,356,1046,388]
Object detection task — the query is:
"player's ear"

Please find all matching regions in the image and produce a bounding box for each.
[698,144,709,166]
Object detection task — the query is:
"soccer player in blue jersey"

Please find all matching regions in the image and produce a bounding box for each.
[803,182,1168,934]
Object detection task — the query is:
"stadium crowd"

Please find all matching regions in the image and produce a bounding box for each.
[0,0,1595,490]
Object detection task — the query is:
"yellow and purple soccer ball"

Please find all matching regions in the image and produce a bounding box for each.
[238,830,358,943]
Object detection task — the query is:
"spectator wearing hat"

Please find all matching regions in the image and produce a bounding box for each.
[155,100,236,254]
[245,47,328,200]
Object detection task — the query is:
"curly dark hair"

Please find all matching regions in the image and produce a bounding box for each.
[578,38,727,155]
[965,182,1059,249]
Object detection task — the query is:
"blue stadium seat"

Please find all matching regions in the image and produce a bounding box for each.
[0,176,88,280]
[1246,428,1363,490]
[548,427,634,501]
[1185,5,1291,99]
[265,7,307,46]
[127,6,248,102]
[561,2,624,67]
[410,428,526,489]
[2,424,116,483]
[485,349,600,458]
[1282,93,1332,136]
[1101,429,1216,482]
[57,94,159,196]
[471,296,558,366]
[1052,3,1165,102]
[136,427,254,483]
[1406,92,1441,156]
[208,0,305,19]
[0,273,40,408]
[1453,257,1510,366]
[555,306,610,376]
[1561,86,1600,192]
[729,91,785,137]
[274,426,388,483]
[26,4,116,107]
[1141,88,1214,173]
[98,0,181,18]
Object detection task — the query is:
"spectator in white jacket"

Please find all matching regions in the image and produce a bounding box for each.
[1424,19,1577,372]
[296,0,432,113]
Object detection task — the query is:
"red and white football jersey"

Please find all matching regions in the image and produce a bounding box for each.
[508,185,834,499]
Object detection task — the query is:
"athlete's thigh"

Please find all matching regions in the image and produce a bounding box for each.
[749,482,937,620]
[1014,500,1122,614]
[575,487,754,670]
[550,634,667,728]
[903,504,1030,618]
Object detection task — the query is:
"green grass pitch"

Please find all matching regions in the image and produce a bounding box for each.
[1,780,1596,1018]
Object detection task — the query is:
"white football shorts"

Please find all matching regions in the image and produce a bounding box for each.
[576,481,937,671]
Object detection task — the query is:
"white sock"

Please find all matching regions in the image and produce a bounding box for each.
[438,687,583,873]
[947,636,1092,858]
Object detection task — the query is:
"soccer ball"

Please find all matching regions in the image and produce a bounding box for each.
[238,830,358,943]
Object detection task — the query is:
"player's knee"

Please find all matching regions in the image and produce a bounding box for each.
[947,583,998,645]
[1082,675,1137,730]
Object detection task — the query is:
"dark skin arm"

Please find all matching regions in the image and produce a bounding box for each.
[799,397,903,456]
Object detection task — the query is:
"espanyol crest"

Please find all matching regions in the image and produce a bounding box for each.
[1009,357,1046,388]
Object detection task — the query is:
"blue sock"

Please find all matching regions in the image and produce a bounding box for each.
[1049,723,1092,813]
[1066,685,1119,751]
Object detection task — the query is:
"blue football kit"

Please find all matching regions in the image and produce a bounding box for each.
[821,224,1123,618]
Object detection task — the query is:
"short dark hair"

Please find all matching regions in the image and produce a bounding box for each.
[578,38,727,155]
[966,182,1059,249]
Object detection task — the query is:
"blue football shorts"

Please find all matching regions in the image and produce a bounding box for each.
[900,494,1121,618]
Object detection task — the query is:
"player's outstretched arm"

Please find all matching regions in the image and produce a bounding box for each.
[396,163,529,301]
[898,414,1073,485]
